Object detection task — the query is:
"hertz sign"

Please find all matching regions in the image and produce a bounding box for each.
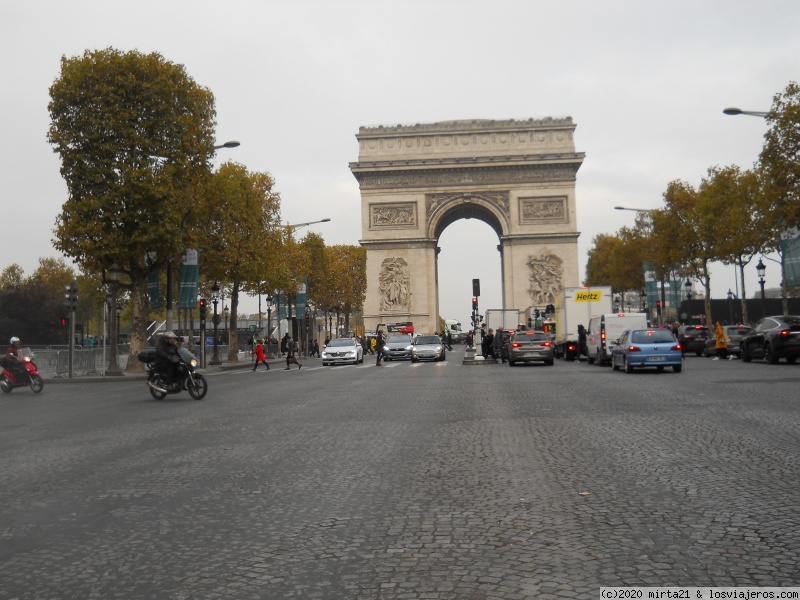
[574,290,603,302]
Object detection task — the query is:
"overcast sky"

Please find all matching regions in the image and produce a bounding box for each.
[2,0,798,328]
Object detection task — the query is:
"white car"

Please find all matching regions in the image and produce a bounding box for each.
[321,337,364,366]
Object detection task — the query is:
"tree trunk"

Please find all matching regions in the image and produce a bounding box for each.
[227,281,240,361]
[125,278,149,373]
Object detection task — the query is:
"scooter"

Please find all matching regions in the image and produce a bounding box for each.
[1,347,45,393]
[138,346,208,400]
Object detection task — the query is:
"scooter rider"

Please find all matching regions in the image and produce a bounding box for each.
[155,331,180,391]
[5,337,26,383]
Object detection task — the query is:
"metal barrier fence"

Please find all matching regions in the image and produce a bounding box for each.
[30,344,241,378]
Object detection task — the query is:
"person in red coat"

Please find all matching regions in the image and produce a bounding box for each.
[251,339,270,371]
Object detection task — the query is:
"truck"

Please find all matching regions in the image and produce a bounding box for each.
[553,286,613,361]
[484,309,521,334]
[444,319,465,343]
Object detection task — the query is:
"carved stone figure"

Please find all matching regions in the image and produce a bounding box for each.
[379,257,412,311]
[527,252,564,305]
[521,198,566,221]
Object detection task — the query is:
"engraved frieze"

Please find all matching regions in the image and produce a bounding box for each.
[527,252,564,306]
[354,164,579,190]
[379,257,412,312]
[371,203,417,229]
[520,197,567,224]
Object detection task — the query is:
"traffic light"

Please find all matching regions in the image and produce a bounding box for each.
[60,317,67,326]
[656,300,662,314]
[472,278,481,297]
[64,281,78,311]
[305,313,310,321]
[199,299,207,320]
[472,297,478,309]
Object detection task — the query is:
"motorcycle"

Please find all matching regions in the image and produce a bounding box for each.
[138,346,208,400]
[1,347,45,393]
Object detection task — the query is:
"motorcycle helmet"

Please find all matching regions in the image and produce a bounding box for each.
[10,336,20,344]
[164,331,177,339]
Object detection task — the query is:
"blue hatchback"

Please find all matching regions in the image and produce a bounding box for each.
[611,329,683,373]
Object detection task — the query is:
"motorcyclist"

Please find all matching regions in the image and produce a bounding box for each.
[5,337,27,383]
[155,331,180,391]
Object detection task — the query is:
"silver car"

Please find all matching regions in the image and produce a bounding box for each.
[321,337,364,366]
[411,335,446,362]
[507,330,555,366]
[383,333,413,361]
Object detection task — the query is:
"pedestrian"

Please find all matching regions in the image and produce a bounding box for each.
[446,329,453,351]
[284,336,302,370]
[492,328,505,363]
[281,333,290,357]
[465,331,473,347]
[671,321,680,339]
[311,339,320,358]
[369,336,376,355]
[713,321,728,360]
[251,339,270,371]
[482,328,494,360]
[375,329,386,365]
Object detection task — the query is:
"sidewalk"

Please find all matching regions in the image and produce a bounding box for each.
[46,353,315,384]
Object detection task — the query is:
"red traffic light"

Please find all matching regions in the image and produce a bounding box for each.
[60,317,67,326]
[199,299,206,308]
[305,313,310,320]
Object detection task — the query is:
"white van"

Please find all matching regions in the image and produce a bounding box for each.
[587,313,649,366]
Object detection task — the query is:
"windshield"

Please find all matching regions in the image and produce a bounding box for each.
[513,333,548,341]
[415,336,441,345]
[178,346,196,361]
[327,338,354,347]
[387,334,411,343]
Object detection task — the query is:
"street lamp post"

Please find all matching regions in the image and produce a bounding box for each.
[723,108,769,118]
[756,258,766,317]
[210,282,222,365]
[727,289,734,324]
[640,290,646,311]
[685,278,692,301]
[106,263,124,376]
[223,305,229,333]
[265,295,273,356]
[161,141,238,333]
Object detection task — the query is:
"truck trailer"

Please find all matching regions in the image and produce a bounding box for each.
[553,286,613,361]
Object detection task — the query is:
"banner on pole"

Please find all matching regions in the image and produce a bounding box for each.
[296,279,308,317]
[147,272,160,309]
[781,228,800,288]
[178,249,199,309]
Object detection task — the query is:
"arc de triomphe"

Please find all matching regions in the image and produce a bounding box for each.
[350,118,584,334]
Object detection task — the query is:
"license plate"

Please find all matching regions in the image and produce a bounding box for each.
[648,356,666,362]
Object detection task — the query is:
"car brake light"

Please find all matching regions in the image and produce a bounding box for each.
[671,344,682,351]
[627,345,641,352]
[511,342,522,348]
[779,329,790,338]
[541,341,552,347]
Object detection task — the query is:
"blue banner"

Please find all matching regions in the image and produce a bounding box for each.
[147,271,160,309]
[178,249,199,309]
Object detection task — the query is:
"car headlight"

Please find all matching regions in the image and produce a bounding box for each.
[190,359,198,367]
[435,346,442,352]
[405,345,413,351]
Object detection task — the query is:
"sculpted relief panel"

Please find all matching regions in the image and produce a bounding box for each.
[520,196,567,224]
[527,252,564,305]
[379,257,412,312]
[370,203,417,229]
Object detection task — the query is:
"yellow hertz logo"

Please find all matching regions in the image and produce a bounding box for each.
[574,291,602,302]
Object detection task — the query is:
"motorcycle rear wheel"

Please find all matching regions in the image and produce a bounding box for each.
[148,378,167,400]
[30,375,44,393]
[187,373,208,400]
[1,377,11,393]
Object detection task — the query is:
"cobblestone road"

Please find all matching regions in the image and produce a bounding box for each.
[1,350,798,599]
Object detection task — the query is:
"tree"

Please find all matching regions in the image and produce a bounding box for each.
[758,81,800,314]
[701,166,762,324]
[200,162,281,360]
[48,48,216,371]
[584,231,646,293]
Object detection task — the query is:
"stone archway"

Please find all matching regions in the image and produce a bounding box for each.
[350,118,585,334]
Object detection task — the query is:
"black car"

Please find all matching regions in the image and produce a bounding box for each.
[741,315,800,364]
[678,325,711,356]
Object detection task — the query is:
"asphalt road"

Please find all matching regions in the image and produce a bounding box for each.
[1,349,798,599]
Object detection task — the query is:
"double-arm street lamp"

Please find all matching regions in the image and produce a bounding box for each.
[162,141,239,333]
[279,218,332,341]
